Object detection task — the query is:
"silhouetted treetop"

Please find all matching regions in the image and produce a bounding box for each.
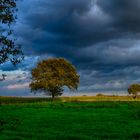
[0,0,23,65]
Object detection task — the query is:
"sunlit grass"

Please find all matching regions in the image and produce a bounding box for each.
[0,95,140,104]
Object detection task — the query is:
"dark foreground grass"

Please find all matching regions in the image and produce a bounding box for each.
[1,101,140,140]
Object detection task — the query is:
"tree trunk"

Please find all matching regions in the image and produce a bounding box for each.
[52,94,55,101]
[133,94,137,99]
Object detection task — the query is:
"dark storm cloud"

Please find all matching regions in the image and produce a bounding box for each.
[16,0,140,58]
[18,0,140,48]
[1,0,140,95]
[17,0,112,49]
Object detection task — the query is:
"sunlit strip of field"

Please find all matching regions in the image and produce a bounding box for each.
[0,95,140,104]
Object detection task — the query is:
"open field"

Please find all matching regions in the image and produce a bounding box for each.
[1,97,140,139]
[1,95,140,104]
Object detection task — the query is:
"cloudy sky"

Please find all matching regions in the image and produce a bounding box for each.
[1,0,140,96]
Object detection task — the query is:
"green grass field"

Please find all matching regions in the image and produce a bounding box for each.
[1,97,140,139]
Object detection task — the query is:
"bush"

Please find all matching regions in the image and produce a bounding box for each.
[96,93,104,97]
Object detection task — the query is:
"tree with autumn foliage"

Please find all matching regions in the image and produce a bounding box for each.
[0,0,23,65]
[30,58,80,100]
[128,84,140,99]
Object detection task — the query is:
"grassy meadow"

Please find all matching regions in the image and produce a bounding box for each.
[1,96,140,139]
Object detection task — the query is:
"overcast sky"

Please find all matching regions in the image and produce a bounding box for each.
[1,0,140,96]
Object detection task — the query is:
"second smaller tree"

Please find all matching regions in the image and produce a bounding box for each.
[128,84,140,99]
